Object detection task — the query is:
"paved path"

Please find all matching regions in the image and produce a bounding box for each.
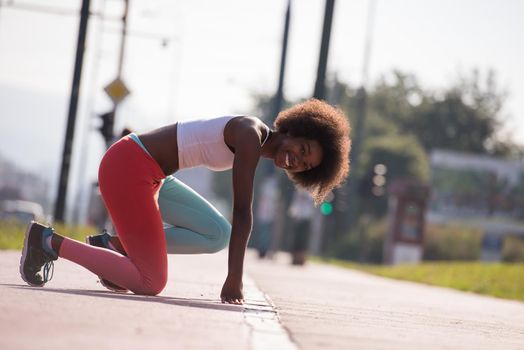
[247,253,524,350]
[0,250,292,350]
[1,249,524,349]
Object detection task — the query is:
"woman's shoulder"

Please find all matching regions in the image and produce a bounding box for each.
[224,116,270,147]
[227,115,268,128]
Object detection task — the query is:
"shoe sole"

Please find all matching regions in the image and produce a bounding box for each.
[19,221,44,287]
[84,236,128,293]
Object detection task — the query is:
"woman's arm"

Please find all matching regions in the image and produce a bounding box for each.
[220,120,263,304]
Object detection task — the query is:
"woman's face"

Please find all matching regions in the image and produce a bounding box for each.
[275,136,323,173]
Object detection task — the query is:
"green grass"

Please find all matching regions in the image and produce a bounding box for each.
[315,258,524,302]
[0,220,97,250]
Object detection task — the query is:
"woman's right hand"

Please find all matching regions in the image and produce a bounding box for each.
[220,275,244,304]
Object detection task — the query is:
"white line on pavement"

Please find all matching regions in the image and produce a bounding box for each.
[243,275,299,350]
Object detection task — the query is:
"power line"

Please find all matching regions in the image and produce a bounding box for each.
[102,27,178,43]
[0,1,119,20]
[1,1,177,42]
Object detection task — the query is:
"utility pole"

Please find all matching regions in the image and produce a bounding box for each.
[271,0,291,122]
[264,0,291,181]
[263,0,292,256]
[312,0,336,256]
[313,0,335,100]
[346,0,377,232]
[54,0,91,222]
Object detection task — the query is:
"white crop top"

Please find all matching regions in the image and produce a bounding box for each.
[177,117,234,171]
[177,116,270,171]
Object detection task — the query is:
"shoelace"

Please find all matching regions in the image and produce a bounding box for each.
[42,261,54,283]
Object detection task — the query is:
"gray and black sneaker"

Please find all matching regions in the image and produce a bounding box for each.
[19,221,58,287]
[85,230,128,293]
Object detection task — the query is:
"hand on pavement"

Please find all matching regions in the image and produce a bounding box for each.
[220,276,244,304]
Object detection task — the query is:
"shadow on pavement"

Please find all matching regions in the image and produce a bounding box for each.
[0,283,245,312]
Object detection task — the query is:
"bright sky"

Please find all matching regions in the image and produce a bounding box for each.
[0,0,523,215]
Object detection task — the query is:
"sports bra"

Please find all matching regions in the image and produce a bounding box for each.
[176,116,270,171]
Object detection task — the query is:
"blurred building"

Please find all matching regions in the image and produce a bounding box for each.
[0,153,50,215]
[429,149,524,221]
[0,199,44,223]
[428,149,524,261]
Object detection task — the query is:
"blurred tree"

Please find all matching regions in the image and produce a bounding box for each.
[388,69,518,157]
[409,92,494,153]
[360,69,524,159]
[370,71,426,133]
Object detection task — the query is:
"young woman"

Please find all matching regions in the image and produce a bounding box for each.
[19,99,351,304]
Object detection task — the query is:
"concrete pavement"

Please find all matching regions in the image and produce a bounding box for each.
[0,250,293,350]
[247,253,524,350]
[1,249,524,349]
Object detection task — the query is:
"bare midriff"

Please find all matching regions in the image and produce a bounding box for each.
[138,123,179,176]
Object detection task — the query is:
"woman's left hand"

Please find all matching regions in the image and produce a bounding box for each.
[220,276,244,304]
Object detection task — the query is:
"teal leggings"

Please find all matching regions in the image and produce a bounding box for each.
[158,175,231,254]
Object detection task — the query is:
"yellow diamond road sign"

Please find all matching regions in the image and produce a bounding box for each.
[104,78,130,104]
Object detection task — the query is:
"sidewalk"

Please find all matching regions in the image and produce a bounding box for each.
[0,250,292,350]
[247,253,524,350]
[1,249,524,350]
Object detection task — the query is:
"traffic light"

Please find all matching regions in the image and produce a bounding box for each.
[358,163,388,198]
[371,164,387,197]
[320,191,335,215]
[99,111,115,145]
[320,202,333,215]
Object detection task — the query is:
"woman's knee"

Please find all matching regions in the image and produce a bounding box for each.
[128,254,168,295]
[133,270,167,296]
[139,282,166,296]
[207,219,231,253]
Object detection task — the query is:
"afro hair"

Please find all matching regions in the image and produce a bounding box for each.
[274,98,351,205]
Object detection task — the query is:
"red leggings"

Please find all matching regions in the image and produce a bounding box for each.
[58,136,167,295]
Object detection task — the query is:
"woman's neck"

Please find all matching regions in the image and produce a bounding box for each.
[260,130,284,160]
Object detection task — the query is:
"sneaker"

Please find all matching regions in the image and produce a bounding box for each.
[85,230,128,293]
[19,221,58,287]
[85,230,119,252]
